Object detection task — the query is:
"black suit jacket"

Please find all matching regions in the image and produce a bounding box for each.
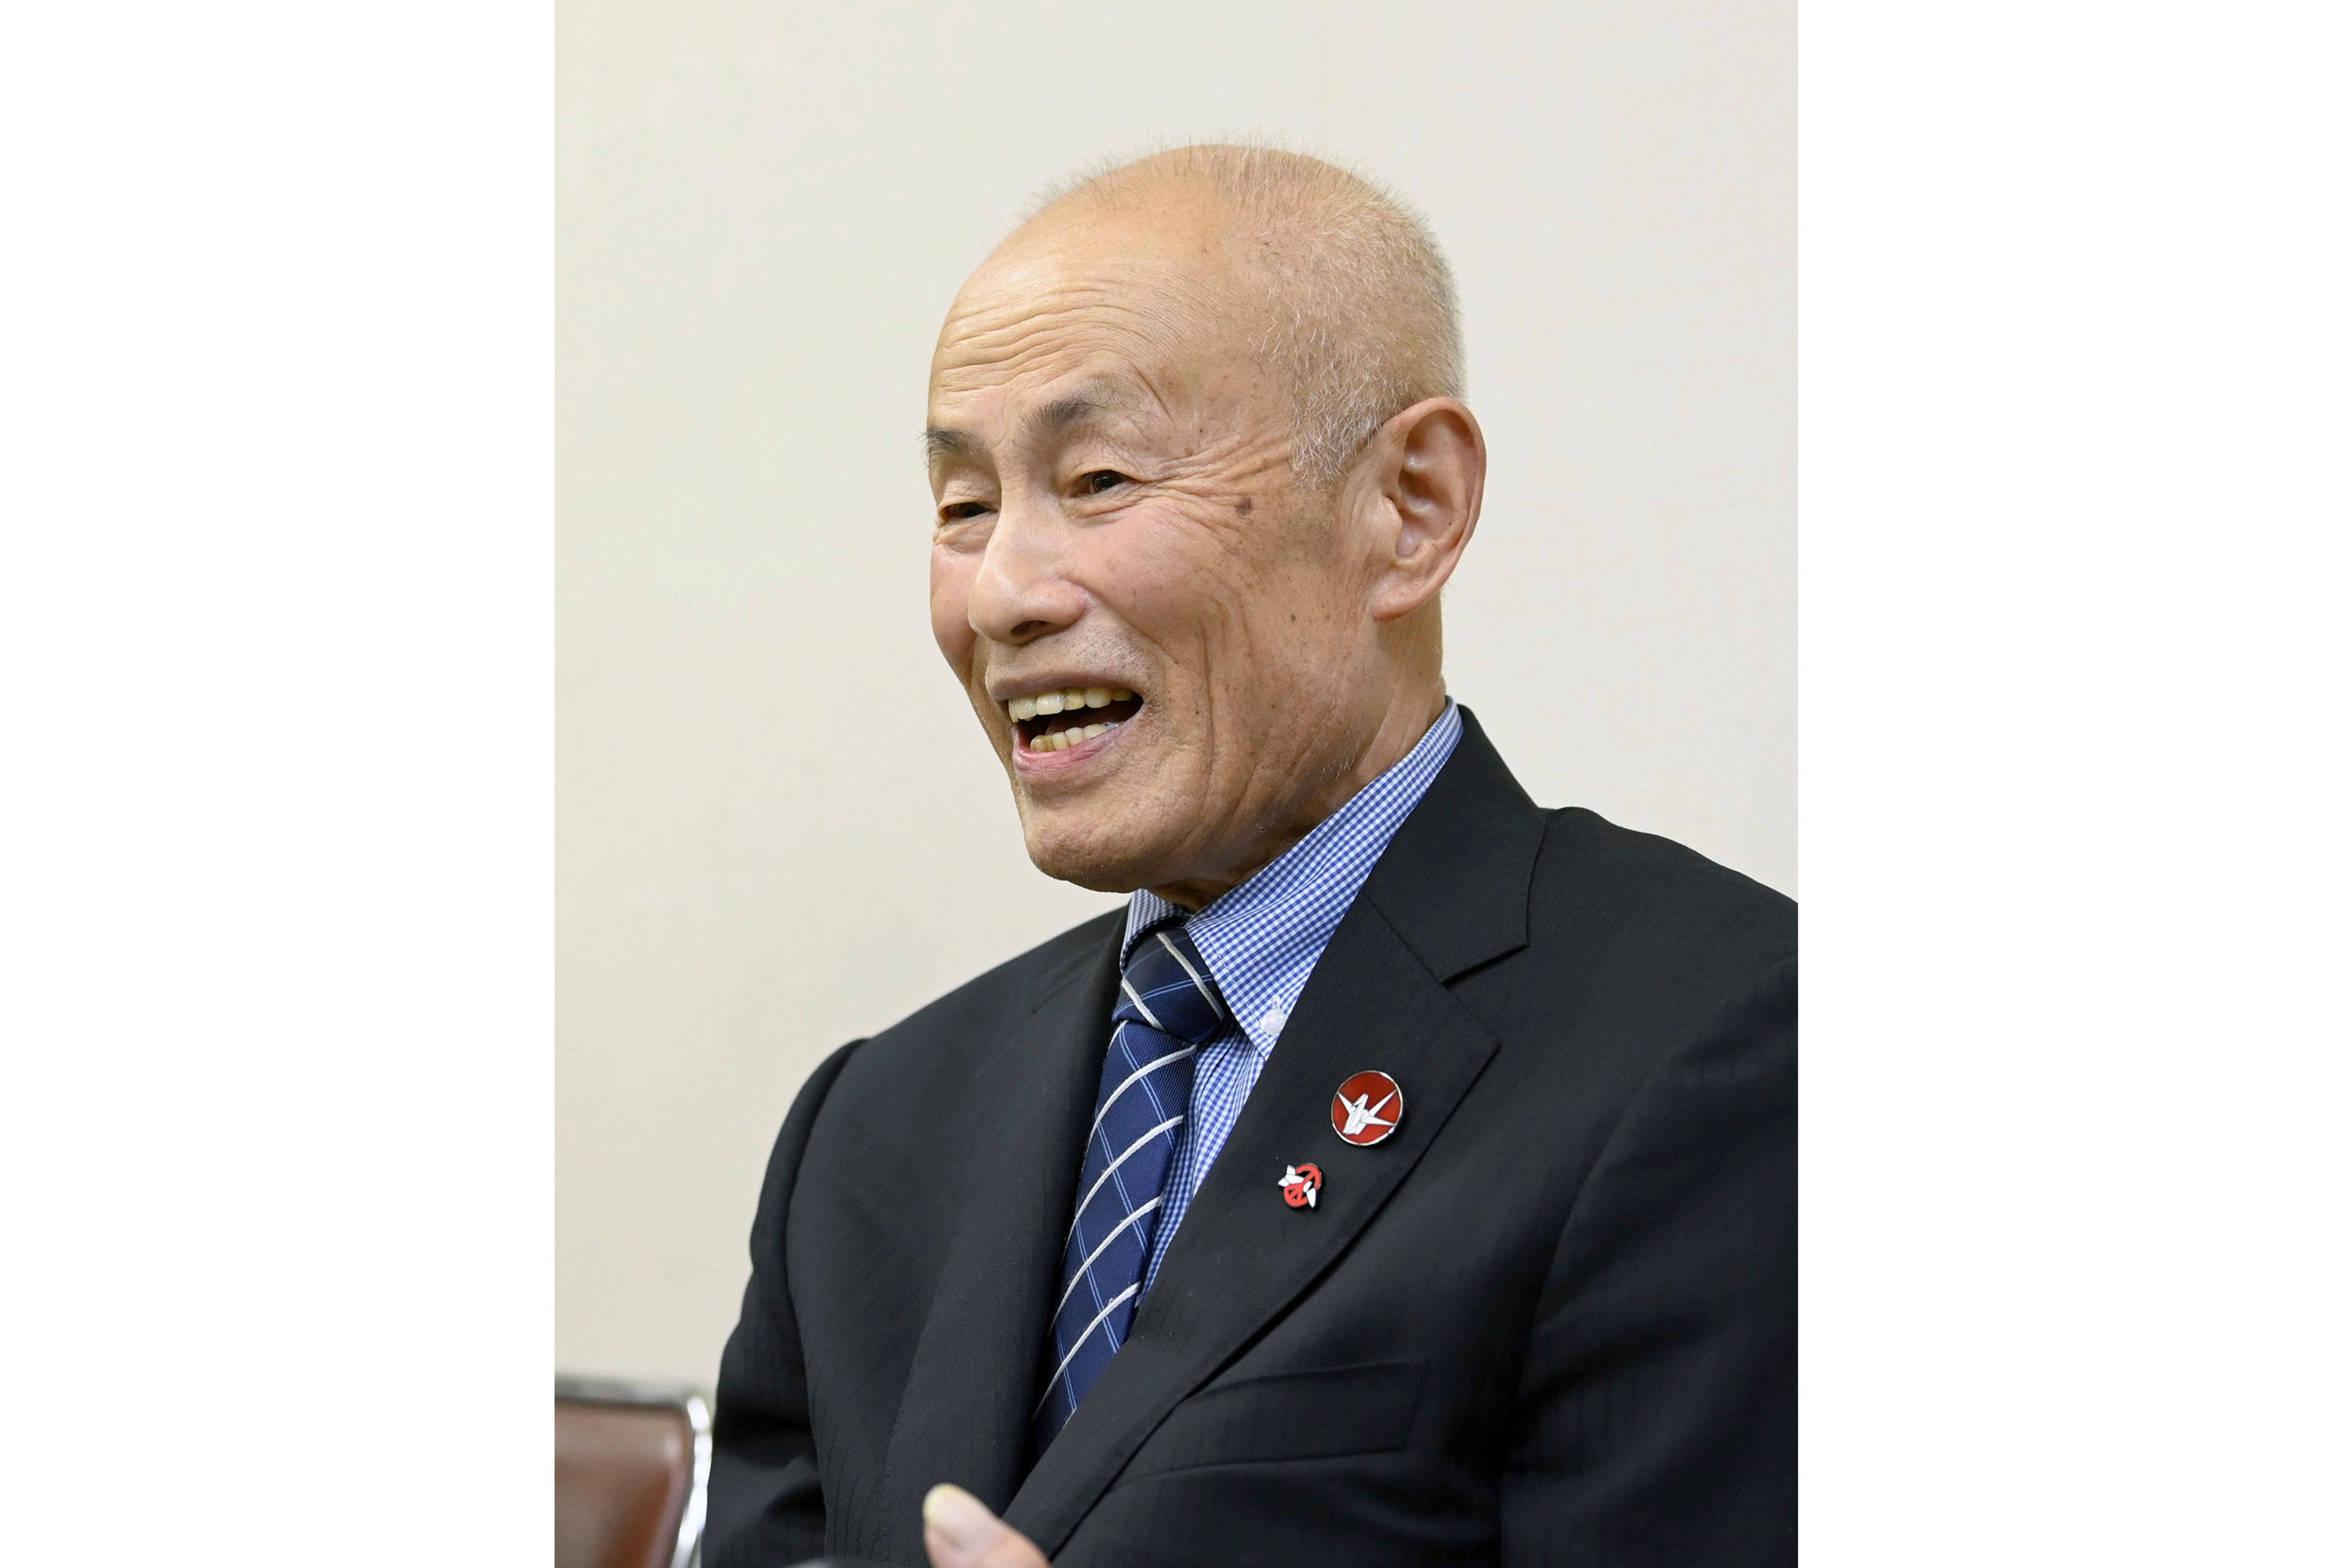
[708,712,1795,1567]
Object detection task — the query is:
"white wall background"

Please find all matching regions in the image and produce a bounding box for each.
[557,0,1792,1386]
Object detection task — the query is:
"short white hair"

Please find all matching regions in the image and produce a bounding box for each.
[1025,142,1464,487]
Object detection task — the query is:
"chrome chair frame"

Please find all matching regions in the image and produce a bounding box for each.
[557,1372,712,1568]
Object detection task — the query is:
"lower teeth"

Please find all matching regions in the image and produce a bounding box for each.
[1031,722,1115,753]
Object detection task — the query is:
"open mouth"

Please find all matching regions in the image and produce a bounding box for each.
[1006,684,1144,754]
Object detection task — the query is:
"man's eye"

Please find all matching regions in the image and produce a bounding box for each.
[938,501,993,522]
[1079,470,1131,495]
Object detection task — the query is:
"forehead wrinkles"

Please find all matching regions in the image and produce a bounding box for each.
[932,297,1161,405]
[931,249,1243,399]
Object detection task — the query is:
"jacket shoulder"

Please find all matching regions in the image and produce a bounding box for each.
[1537,806,1793,925]
[835,905,1123,1082]
[1522,807,1795,1011]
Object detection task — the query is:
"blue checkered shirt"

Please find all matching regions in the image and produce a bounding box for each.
[1124,700,1461,1291]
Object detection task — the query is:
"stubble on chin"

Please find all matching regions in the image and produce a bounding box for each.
[1021,826,1145,894]
[1014,784,1184,895]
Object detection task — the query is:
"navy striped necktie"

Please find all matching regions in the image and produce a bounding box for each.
[1033,919,1227,1452]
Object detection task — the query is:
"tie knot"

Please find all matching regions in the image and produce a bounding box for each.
[1114,921,1227,1045]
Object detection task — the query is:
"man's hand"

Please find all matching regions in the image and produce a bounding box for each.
[922,1484,1050,1568]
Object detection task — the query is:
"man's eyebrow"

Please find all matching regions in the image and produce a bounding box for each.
[922,382,1148,466]
[1032,382,1143,435]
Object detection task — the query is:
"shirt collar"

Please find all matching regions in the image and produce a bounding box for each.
[1122,700,1463,1054]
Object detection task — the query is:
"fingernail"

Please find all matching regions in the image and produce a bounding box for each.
[922,1483,994,1553]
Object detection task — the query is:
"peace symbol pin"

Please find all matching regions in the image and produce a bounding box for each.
[1279,1162,1323,1209]
[1330,1070,1403,1147]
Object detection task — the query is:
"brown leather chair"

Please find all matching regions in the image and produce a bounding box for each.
[556,1374,710,1568]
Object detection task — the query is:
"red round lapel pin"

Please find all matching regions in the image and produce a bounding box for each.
[1331,1070,1403,1147]
[1280,1163,1323,1209]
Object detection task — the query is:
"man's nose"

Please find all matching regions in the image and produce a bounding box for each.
[965,500,1085,647]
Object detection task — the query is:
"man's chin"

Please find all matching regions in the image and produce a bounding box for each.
[1020,839,1155,895]
[1017,809,1177,895]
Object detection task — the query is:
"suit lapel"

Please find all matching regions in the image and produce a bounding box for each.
[1004,710,1546,1556]
[873,918,1122,1558]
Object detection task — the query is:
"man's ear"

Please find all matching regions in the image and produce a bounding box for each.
[1349,397,1486,622]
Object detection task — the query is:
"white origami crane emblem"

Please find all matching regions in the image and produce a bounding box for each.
[1335,1087,1400,1141]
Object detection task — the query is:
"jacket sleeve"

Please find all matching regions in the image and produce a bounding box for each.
[704,1038,862,1568]
[1502,956,1797,1567]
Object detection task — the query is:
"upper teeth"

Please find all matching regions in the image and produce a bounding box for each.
[1006,685,1133,723]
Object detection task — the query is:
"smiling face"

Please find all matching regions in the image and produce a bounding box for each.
[926,198,1414,905]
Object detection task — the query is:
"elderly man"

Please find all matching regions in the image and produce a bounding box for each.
[707,145,1794,1568]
